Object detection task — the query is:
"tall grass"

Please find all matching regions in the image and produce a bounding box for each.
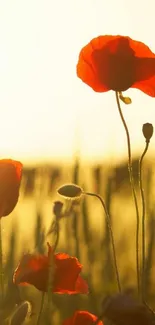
[1,158,155,324]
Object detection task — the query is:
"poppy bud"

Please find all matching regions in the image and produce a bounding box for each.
[53,201,63,218]
[57,184,83,199]
[142,123,153,142]
[101,293,153,325]
[9,300,32,325]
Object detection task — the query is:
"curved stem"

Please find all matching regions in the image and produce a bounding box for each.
[139,140,149,301]
[0,219,4,304]
[115,91,140,295]
[84,191,121,293]
[36,292,45,325]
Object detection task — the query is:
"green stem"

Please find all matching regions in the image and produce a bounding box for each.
[115,91,140,295]
[36,221,60,323]
[84,191,121,293]
[47,219,60,319]
[36,292,45,325]
[139,140,149,301]
[53,221,60,252]
[0,219,4,304]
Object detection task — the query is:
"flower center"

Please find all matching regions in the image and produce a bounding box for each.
[93,37,136,92]
[105,53,135,91]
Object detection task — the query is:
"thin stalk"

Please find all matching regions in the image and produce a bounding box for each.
[0,219,4,304]
[53,221,60,252]
[47,219,60,317]
[36,292,45,325]
[48,221,59,297]
[115,91,140,295]
[84,191,121,293]
[139,140,149,301]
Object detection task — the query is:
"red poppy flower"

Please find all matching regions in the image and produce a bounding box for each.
[0,159,23,218]
[77,35,155,96]
[13,243,88,294]
[63,311,103,325]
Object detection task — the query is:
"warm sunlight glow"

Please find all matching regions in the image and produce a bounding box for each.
[0,0,155,164]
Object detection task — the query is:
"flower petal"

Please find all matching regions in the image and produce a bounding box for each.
[63,311,103,325]
[76,35,117,92]
[132,76,155,97]
[75,275,89,294]
[0,159,23,217]
[128,38,155,58]
[77,35,135,92]
[14,245,88,294]
[53,253,82,293]
[13,253,48,287]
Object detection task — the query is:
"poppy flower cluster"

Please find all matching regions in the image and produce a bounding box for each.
[4,34,155,325]
[77,35,155,97]
[0,158,89,321]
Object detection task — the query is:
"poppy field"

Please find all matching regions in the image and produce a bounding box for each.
[1,35,155,325]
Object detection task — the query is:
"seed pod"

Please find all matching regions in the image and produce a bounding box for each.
[142,123,153,142]
[57,184,83,199]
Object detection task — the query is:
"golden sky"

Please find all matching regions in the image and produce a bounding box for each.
[0,0,155,164]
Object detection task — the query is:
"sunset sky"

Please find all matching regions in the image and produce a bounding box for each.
[0,0,155,164]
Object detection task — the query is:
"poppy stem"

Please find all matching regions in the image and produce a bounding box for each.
[139,140,149,302]
[84,191,121,293]
[53,220,60,252]
[0,219,4,304]
[115,91,140,295]
[47,223,59,299]
[36,292,45,325]
[47,219,60,320]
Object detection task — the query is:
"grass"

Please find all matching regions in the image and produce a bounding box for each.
[1,157,155,324]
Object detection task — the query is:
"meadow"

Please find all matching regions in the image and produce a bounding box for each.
[1,33,155,325]
[1,156,155,324]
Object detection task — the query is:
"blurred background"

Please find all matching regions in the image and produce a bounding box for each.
[2,157,155,324]
[1,0,155,324]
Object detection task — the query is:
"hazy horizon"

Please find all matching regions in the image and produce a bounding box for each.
[0,0,155,164]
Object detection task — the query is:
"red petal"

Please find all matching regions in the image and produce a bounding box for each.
[129,40,155,95]
[0,159,23,217]
[0,159,23,180]
[13,254,48,287]
[63,311,103,325]
[53,254,82,293]
[128,38,155,58]
[75,275,89,294]
[54,252,73,260]
[132,76,155,97]
[76,35,118,92]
